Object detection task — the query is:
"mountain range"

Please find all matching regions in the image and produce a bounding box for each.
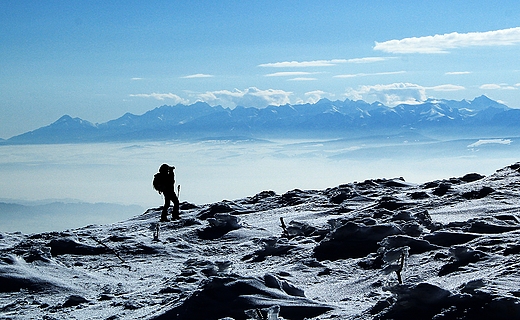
[3,95,519,144]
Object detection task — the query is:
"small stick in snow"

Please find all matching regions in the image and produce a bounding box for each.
[396,252,406,284]
[153,223,160,242]
[90,236,126,264]
[280,217,289,238]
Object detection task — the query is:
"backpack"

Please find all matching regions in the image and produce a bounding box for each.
[152,173,165,194]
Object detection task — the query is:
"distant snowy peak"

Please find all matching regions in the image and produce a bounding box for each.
[52,115,96,128]
[469,95,509,110]
[422,95,509,112]
[3,96,517,144]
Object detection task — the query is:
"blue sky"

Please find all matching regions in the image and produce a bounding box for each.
[1,0,520,138]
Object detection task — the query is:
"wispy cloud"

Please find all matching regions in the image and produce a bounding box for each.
[345,83,426,106]
[374,27,520,54]
[258,59,347,68]
[430,84,466,91]
[196,87,292,108]
[302,90,335,104]
[259,57,393,68]
[467,139,511,148]
[480,83,518,90]
[346,57,394,63]
[345,82,465,106]
[445,71,472,75]
[288,77,318,81]
[131,77,144,81]
[181,73,214,79]
[334,71,406,78]
[129,93,189,104]
[265,71,318,77]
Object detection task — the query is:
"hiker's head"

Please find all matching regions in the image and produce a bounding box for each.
[159,163,174,173]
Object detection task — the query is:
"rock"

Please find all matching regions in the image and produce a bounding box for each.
[329,190,350,204]
[433,183,451,196]
[377,197,412,211]
[409,191,429,199]
[197,202,236,220]
[179,202,199,210]
[423,231,480,247]
[467,220,520,234]
[152,276,332,320]
[438,246,488,276]
[401,221,423,237]
[264,274,305,297]
[314,222,402,261]
[413,210,438,230]
[372,283,451,319]
[461,173,485,182]
[243,238,296,262]
[48,238,107,256]
[379,235,440,255]
[282,189,314,206]
[382,178,410,188]
[197,201,254,219]
[285,220,318,238]
[198,213,242,240]
[461,186,494,200]
[62,295,89,308]
[247,190,277,204]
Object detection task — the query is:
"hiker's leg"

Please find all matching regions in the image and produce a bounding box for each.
[161,195,170,221]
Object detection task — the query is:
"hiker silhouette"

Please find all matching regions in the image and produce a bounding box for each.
[153,163,180,222]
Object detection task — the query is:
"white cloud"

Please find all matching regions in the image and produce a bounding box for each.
[480,84,502,90]
[347,57,394,63]
[131,77,144,81]
[259,57,394,68]
[129,93,189,104]
[265,71,317,77]
[429,84,466,91]
[334,71,406,78]
[334,74,358,79]
[467,139,511,148]
[258,59,347,68]
[344,82,465,106]
[181,74,214,79]
[445,71,472,75]
[303,90,335,104]
[345,83,427,106]
[480,83,518,90]
[374,27,520,54]
[288,77,318,81]
[196,87,292,108]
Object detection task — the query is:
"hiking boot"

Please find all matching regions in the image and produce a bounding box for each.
[171,214,180,220]
[160,216,169,222]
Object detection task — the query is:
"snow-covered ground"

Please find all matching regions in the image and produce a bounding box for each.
[2,163,520,319]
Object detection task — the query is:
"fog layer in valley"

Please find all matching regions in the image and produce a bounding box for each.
[0,134,518,233]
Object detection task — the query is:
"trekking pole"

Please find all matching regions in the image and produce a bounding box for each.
[177,184,181,200]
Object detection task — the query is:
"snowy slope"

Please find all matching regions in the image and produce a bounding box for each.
[2,163,520,319]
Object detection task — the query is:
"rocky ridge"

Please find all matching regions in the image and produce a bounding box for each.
[2,163,520,319]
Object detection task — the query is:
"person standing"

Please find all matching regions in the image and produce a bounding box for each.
[153,163,180,222]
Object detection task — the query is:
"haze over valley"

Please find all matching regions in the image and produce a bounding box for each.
[1,96,519,233]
